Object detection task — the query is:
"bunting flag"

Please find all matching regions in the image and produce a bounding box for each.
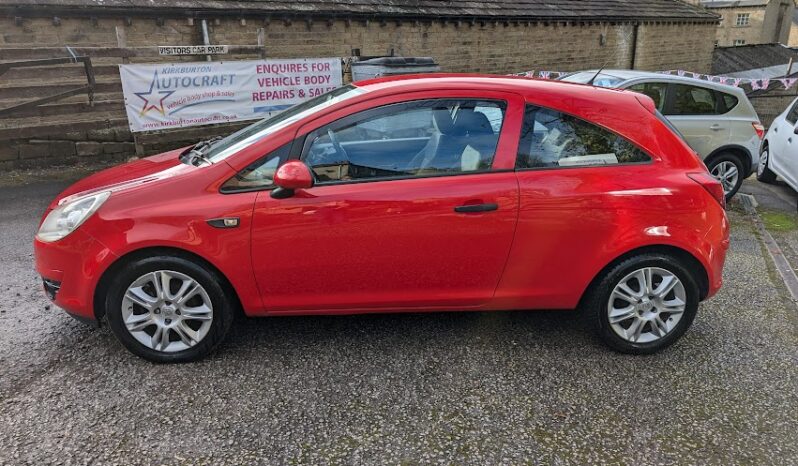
[750,79,772,90]
[515,69,798,91]
[780,78,798,89]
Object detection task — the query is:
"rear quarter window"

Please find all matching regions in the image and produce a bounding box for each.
[516,105,652,169]
[721,93,739,113]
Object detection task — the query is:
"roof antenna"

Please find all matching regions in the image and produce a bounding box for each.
[586,66,605,86]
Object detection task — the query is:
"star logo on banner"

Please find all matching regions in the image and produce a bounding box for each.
[135,70,174,116]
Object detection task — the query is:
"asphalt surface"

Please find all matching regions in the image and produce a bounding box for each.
[0,179,797,465]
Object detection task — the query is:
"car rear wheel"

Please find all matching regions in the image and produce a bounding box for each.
[706,154,744,200]
[105,255,234,363]
[756,146,777,184]
[584,253,699,354]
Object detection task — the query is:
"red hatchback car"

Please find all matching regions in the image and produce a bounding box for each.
[34,75,729,362]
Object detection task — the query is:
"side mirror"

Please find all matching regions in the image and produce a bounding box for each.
[794,124,798,135]
[271,160,314,199]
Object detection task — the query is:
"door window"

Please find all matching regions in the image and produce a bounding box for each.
[516,105,651,169]
[786,101,798,125]
[669,84,719,115]
[221,142,291,192]
[302,99,506,183]
[628,82,667,111]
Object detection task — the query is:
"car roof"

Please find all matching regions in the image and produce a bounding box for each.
[568,69,744,94]
[353,72,636,100]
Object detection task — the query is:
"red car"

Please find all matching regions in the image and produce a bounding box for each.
[34,75,729,362]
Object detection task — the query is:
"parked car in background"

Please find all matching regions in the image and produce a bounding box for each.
[34,75,729,362]
[757,97,798,189]
[561,70,764,200]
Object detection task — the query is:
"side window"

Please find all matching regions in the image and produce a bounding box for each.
[516,105,651,169]
[628,82,667,112]
[721,93,739,113]
[220,142,291,192]
[669,84,718,115]
[786,101,798,125]
[303,99,506,183]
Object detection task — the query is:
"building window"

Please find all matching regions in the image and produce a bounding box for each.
[734,39,746,46]
[735,13,750,26]
[714,40,719,48]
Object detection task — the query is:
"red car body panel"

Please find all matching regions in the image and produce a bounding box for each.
[34,75,729,323]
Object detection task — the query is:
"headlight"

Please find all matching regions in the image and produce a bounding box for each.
[36,191,111,243]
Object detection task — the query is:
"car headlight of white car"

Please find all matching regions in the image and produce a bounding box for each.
[36,191,111,243]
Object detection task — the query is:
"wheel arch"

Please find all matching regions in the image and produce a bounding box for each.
[579,244,710,308]
[704,144,753,177]
[93,246,244,322]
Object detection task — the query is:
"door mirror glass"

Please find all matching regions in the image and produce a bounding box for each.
[271,161,314,198]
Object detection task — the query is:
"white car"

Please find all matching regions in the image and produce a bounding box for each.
[562,70,764,199]
[758,97,798,189]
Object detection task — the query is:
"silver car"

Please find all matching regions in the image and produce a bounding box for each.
[562,70,763,199]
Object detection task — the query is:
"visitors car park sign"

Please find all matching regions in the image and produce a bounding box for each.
[158,45,229,56]
[119,58,342,132]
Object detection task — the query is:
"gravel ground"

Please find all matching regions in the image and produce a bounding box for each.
[0,181,796,465]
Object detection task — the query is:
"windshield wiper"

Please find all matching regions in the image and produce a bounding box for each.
[180,136,223,166]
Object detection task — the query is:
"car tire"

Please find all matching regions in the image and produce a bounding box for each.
[756,145,777,184]
[104,255,234,363]
[583,253,700,355]
[706,153,745,201]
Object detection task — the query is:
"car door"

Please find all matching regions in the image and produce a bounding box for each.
[662,83,730,158]
[250,92,524,312]
[770,99,798,186]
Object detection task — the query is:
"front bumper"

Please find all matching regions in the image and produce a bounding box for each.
[34,228,118,322]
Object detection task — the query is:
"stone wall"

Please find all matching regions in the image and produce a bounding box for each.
[0,14,718,169]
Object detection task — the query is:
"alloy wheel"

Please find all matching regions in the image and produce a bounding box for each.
[710,161,739,196]
[121,270,214,353]
[607,267,687,344]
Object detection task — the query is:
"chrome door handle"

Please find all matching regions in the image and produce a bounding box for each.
[710,124,723,131]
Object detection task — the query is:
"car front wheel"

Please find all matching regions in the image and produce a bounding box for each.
[104,255,234,363]
[756,146,777,184]
[584,253,700,354]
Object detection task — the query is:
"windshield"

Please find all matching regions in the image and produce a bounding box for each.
[560,72,626,88]
[202,84,368,162]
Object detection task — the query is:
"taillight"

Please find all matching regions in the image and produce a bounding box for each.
[752,122,765,140]
[687,172,726,209]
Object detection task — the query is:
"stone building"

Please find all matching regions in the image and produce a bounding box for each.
[0,0,719,168]
[789,9,798,45]
[685,0,795,46]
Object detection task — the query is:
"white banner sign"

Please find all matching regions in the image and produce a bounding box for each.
[119,58,343,132]
[158,45,229,56]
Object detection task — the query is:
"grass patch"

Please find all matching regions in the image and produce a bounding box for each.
[760,210,798,232]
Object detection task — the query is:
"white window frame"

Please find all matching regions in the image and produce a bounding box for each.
[733,39,746,46]
[735,13,750,27]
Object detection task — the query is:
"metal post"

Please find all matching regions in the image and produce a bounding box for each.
[257,27,267,58]
[201,19,212,61]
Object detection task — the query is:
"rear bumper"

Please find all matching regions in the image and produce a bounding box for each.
[34,228,118,322]
[703,213,730,300]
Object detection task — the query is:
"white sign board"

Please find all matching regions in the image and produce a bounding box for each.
[158,45,229,56]
[119,58,342,132]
